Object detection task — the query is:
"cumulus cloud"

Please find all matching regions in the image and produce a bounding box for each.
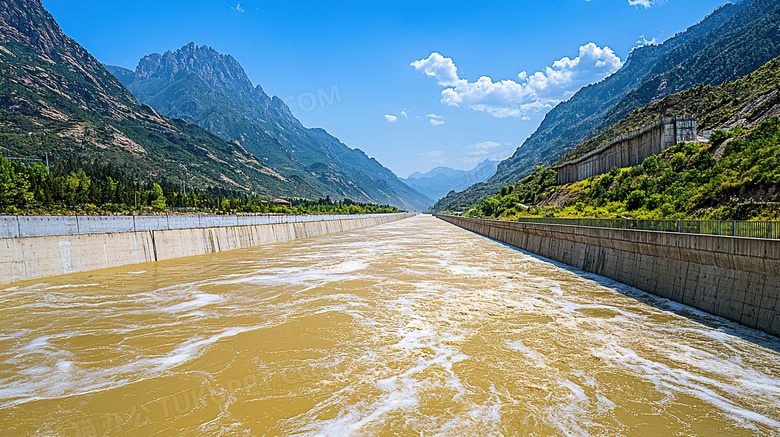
[384,114,398,123]
[400,110,409,118]
[232,2,245,12]
[411,43,622,118]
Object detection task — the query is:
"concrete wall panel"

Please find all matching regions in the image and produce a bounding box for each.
[0,216,19,239]
[77,216,135,234]
[0,213,416,286]
[133,216,170,232]
[17,216,79,237]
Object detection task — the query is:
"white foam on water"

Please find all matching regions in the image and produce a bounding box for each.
[214,260,367,288]
[506,340,546,368]
[544,378,595,437]
[294,287,473,436]
[0,326,262,408]
[589,329,780,430]
[145,327,256,371]
[41,283,101,290]
[161,292,224,313]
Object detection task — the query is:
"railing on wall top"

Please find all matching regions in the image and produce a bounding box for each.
[463,216,780,240]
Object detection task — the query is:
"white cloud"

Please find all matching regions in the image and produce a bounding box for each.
[411,43,622,118]
[628,0,664,8]
[425,113,445,126]
[636,35,658,47]
[466,141,502,156]
[410,55,459,86]
[400,110,409,118]
[232,2,245,12]
[384,114,398,123]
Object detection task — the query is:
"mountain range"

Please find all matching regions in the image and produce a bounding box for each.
[104,44,432,211]
[0,0,430,211]
[401,159,499,203]
[0,0,322,198]
[433,0,780,212]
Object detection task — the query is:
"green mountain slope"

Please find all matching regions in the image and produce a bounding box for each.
[567,56,780,161]
[0,0,319,198]
[468,55,780,221]
[105,44,432,211]
[434,0,780,212]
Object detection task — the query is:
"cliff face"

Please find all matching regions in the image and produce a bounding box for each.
[0,0,319,198]
[108,43,433,211]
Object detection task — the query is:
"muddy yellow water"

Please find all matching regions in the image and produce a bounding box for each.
[0,215,779,436]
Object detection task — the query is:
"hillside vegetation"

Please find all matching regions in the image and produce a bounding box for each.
[465,56,780,221]
[434,0,780,213]
[468,118,780,221]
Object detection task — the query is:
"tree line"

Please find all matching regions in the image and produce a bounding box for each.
[0,156,401,215]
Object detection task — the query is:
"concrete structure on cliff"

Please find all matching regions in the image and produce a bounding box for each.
[437,215,780,337]
[557,116,698,185]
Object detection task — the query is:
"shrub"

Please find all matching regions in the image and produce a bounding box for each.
[645,193,664,211]
[626,189,647,210]
[709,129,729,145]
[670,153,687,171]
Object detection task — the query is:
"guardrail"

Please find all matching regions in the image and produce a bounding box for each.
[0,213,405,239]
[501,217,780,239]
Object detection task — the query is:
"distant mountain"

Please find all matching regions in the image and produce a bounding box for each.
[105,44,432,211]
[0,0,317,198]
[433,0,780,212]
[402,159,499,203]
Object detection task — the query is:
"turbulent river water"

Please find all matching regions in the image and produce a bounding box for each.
[0,215,778,436]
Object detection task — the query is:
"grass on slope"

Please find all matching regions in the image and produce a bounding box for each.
[467,116,780,221]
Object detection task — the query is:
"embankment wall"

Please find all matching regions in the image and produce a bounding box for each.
[0,213,416,284]
[437,215,780,337]
[557,116,697,185]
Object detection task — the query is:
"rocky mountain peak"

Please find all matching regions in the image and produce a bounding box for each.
[135,42,255,95]
[0,0,67,56]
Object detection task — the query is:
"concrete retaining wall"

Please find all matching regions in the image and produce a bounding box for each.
[0,213,396,239]
[557,116,697,184]
[0,213,416,284]
[437,215,780,337]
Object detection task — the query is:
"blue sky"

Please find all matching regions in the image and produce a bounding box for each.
[43,0,728,178]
